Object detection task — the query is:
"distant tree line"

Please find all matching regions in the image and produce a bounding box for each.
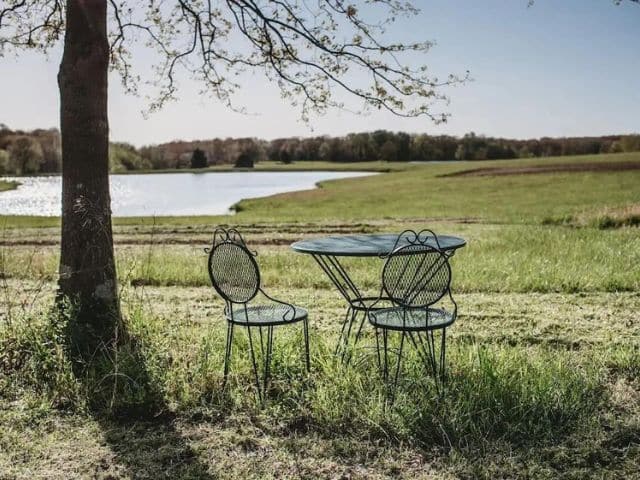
[136,131,640,168]
[0,124,61,174]
[265,131,640,163]
[139,137,264,170]
[1,123,639,175]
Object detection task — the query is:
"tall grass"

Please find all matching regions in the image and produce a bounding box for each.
[2,224,638,293]
[0,300,607,450]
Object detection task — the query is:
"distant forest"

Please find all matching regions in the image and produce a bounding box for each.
[1,123,639,175]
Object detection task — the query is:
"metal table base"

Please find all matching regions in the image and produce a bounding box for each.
[292,233,466,364]
[312,254,390,362]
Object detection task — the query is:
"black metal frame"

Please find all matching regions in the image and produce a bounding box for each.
[361,229,458,403]
[310,253,394,363]
[309,230,458,365]
[206,227,310,403]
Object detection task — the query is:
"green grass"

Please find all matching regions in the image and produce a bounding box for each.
[2,223,639,293]
[0,180,18,192]
[1,284,638,478]
[1,152,638,229]
[0,151,639,478]
[232,153,640,224]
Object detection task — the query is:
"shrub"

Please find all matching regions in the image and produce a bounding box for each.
[190,148,208,168]
[234,153,254,168]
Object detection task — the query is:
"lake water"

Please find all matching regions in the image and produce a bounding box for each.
[0,171,373,217]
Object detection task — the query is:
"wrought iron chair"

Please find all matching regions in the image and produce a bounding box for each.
[206,227,310,402]
[363,229,457,402]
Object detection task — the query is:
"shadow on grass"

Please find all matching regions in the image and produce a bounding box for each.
[271,341,606,455]
[0,305,216,478]
[96,413,214,479]
[74,329,217,479]
[1,302,610,478]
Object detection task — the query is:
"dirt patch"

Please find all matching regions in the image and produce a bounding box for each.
[442,160,640,177]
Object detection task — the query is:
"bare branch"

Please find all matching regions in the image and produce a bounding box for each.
[2,1,470,122]
[0,0,63,53]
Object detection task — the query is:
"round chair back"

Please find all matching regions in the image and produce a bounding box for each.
[382,243,451,308]
[208,241,260,303]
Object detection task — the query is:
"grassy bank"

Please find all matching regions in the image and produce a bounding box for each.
[1,152,638,229]
[231,153,640,224]
[0,152,639,478]
[0,180,18,192]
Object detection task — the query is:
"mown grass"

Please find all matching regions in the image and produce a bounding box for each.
[0,151,639,478]
[233,155,640,224]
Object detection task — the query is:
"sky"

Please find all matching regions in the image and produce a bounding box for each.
[0,0,638,147]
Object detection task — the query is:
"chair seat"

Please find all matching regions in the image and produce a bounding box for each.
[369,307,455,331]
[226,304,308,326]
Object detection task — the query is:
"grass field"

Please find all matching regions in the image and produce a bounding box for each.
[1,152,639,479]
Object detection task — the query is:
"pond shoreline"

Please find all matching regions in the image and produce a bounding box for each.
[0,160,409,178]
[0,170,376,217]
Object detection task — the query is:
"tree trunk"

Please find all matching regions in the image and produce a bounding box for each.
[57,0,120,356]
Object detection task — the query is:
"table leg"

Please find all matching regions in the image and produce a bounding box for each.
[311,254,375,363]
[311,254,363,304]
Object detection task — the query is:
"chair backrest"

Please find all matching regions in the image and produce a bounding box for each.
[382,230,452,308]
[207,227,260,304]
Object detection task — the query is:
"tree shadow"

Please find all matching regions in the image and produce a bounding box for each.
[96,412,215,479]
[73,327,216,479]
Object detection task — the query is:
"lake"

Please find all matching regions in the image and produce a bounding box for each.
[0,171,373,217]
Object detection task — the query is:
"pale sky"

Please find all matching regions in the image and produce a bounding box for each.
[0,0,638,147]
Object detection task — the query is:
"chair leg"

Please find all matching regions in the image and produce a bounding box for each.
[222,322,234,388]
[234,318,311,403]
[263,325,274,397]
[375,327,381,370]
[303,318,310,372]
[354,312,367,343]
[428,330,441,396]
[415,331,435,378]
[413,331,440,395]
[258,326,265,358]
[246,325,263,403]
[382,329,389,383]
[340,308,358,364]
[408,331,432,375]
[439,329,447,395]
[389,331,406,405]
[351,311,367,349]
[427,332,438,379]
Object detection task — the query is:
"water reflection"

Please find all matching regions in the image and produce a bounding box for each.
[0,171,372,217]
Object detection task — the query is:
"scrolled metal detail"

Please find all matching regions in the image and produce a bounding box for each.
[383,228,443,259]
[207,226,257,256]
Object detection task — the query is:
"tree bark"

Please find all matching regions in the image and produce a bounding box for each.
[57,0,120,355]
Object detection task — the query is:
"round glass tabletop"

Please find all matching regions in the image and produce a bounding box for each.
[291,233,466,257]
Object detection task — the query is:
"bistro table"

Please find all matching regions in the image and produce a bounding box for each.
[291,233,466,360]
